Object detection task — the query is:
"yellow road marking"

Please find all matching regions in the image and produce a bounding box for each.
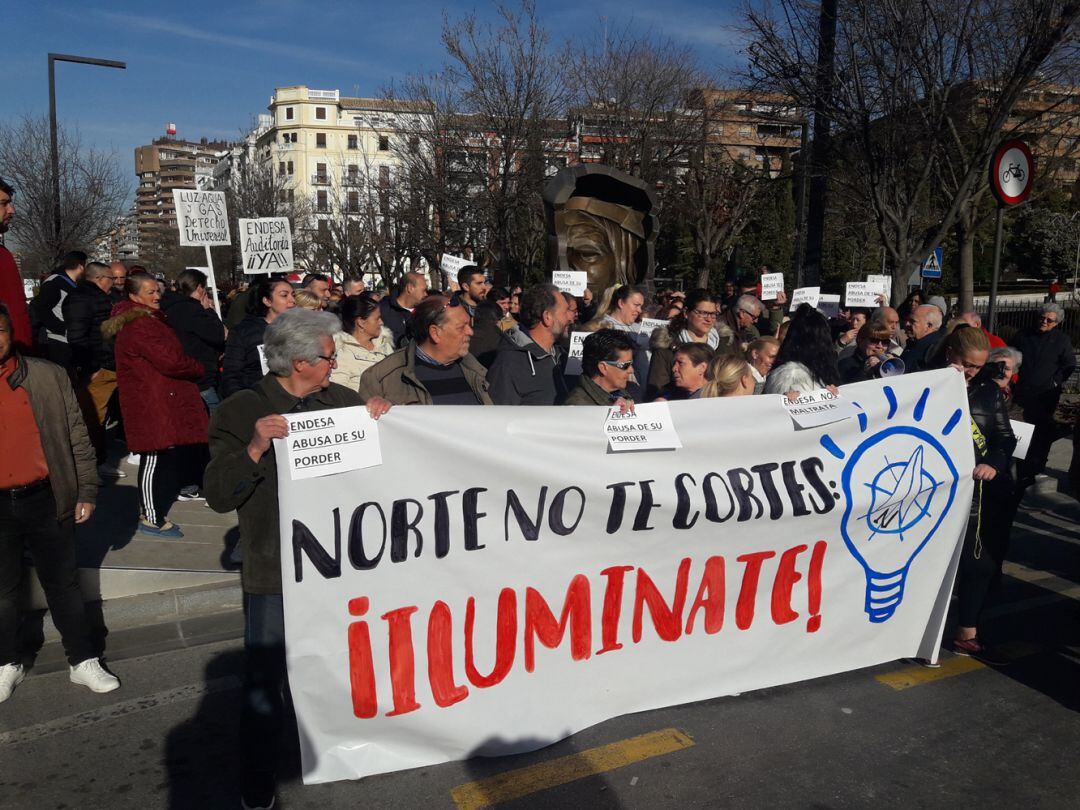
[450,727,694,809]
[875,655,985,690]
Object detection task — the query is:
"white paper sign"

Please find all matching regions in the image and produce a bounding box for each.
[257,344,269,375]
[639,318,670,336]
[760,273,785,301]
[781,388,859,429]
[276,406,382,480]
[817,294,841,319]
[565,330,589,376]
[845,282,884,308]
[866,275,892,300]
[439,254,472,276]
[790,287,821,310]
[275,371,975,785]
[1010,420,1034,460]
[172,189,230,246]
[605,401,683,451]
[240,217,294,274]
[552,270,587,296]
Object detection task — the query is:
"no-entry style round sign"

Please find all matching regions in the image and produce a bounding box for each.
[990,139,1034,205]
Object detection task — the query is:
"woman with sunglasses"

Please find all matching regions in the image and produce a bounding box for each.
[838,323,894,384]
[939,324,1017,662]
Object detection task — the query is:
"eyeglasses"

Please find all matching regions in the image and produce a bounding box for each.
[316,353,337,365]
[690,309,719,319]
[867,338,890,346]
[602,360,633,370]
[1039,317,1057,324]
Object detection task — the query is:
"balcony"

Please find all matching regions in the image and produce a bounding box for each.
[311,174,331,186]
[342,173,363,187]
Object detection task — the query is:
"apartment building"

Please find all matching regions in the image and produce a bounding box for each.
[134,132,229,251]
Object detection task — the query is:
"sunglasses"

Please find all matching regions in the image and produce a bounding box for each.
[602,360,634,370]
[1039,317,1057,324]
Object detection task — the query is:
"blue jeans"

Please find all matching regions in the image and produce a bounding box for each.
[200,387,221,418]
[240,593,289,805]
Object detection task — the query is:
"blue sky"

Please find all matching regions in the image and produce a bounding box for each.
[5,1,745,195]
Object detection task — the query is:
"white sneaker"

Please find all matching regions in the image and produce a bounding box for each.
[125,453,141,466]
[0,663,25,703]
[69,658,120,693]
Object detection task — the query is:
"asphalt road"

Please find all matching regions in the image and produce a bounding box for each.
[2,484,1079,810]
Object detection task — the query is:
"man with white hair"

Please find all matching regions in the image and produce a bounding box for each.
[900,304,943,373]
[1011,302,1076,483]
[723,294,766,345]
[204,309,390,810]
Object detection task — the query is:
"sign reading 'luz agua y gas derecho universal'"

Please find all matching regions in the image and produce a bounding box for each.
[275,371,975,784]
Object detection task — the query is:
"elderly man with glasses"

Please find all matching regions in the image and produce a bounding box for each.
[1011,302,1076,485]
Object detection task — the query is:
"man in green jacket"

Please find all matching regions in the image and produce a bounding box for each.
[565,329,636,406]
[0,303,120,703]
[204,308,389,810]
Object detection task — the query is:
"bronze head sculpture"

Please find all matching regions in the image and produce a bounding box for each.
[542,165,658,293]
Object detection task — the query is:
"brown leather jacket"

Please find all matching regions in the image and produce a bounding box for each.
[5,355,97,520]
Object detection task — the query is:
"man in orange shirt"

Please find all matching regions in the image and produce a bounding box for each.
[0,302,120,702]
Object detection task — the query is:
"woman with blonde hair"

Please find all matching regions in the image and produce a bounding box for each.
[701,353,757,398]
[292,289,322,310]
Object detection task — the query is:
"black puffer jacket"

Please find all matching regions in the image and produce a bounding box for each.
[968,375,1017,476]
[162,292,227,391]
[220,315,268,399]
[61,280,114,373]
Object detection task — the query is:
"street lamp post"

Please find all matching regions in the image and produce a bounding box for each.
[48,53,126,251]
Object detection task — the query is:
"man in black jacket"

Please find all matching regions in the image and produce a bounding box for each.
[162,268,227,414]
[488,283,572,405]
[900,304,943,373]
[204,309,389,810]
[62,262,118,473]
[379,270,428,346]
[31,250,85,369]
[1012,302,1076,482]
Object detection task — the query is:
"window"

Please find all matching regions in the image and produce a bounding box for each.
[278,161,285,175]
[316,133,326,148]
[315,162,328,183]
[290,132,298,143]
[379,165,390,187]
[379,135,389,151]
[287,161,294,175]
[348,134,358,150]
[282,134,290,145]
[318,219,329,235]
[317,190,328,212]
[315,107,327,120]
[348,191,359,213]
[285,107,294,120]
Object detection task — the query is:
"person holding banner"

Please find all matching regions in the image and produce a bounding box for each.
[939,326,1016,662]
[765,304,841,397]
[359,296,493,406]
[654,343,714,401]
[221,278,295,399]
[564,328,636,406]
[203,309,391,810]
[745,336,780,394]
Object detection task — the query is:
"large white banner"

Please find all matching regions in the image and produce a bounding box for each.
[276,371,974,784]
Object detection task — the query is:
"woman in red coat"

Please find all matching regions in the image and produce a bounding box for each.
[102,275,208,538]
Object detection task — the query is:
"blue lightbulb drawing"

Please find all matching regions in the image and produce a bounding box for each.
[821,385,962,622]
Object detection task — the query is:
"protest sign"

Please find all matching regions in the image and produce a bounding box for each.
[1010,420,1034,460]
[240,217,294,274]
[257,345,269,376]
[781,389,859,429]
[276,370,974,784]
[440,254,472,276]
[760,273,785,301]
[866,275,892,301]
[172,190,230,246]
[845,282,883,308]
[565,331,589,376]
[604,401,682,451]
[553,271,587,296]
[274,407,382,481]
[639,318,669,337]
[817,294,841,318]
[790,287,820,310]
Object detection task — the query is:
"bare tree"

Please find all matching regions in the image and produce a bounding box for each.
[0,114,128,276]
[746,0,1079,303]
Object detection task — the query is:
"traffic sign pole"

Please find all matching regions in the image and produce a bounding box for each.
[988,207,1004,334]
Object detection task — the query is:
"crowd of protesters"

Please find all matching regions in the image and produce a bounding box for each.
[1,170,1078,808]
